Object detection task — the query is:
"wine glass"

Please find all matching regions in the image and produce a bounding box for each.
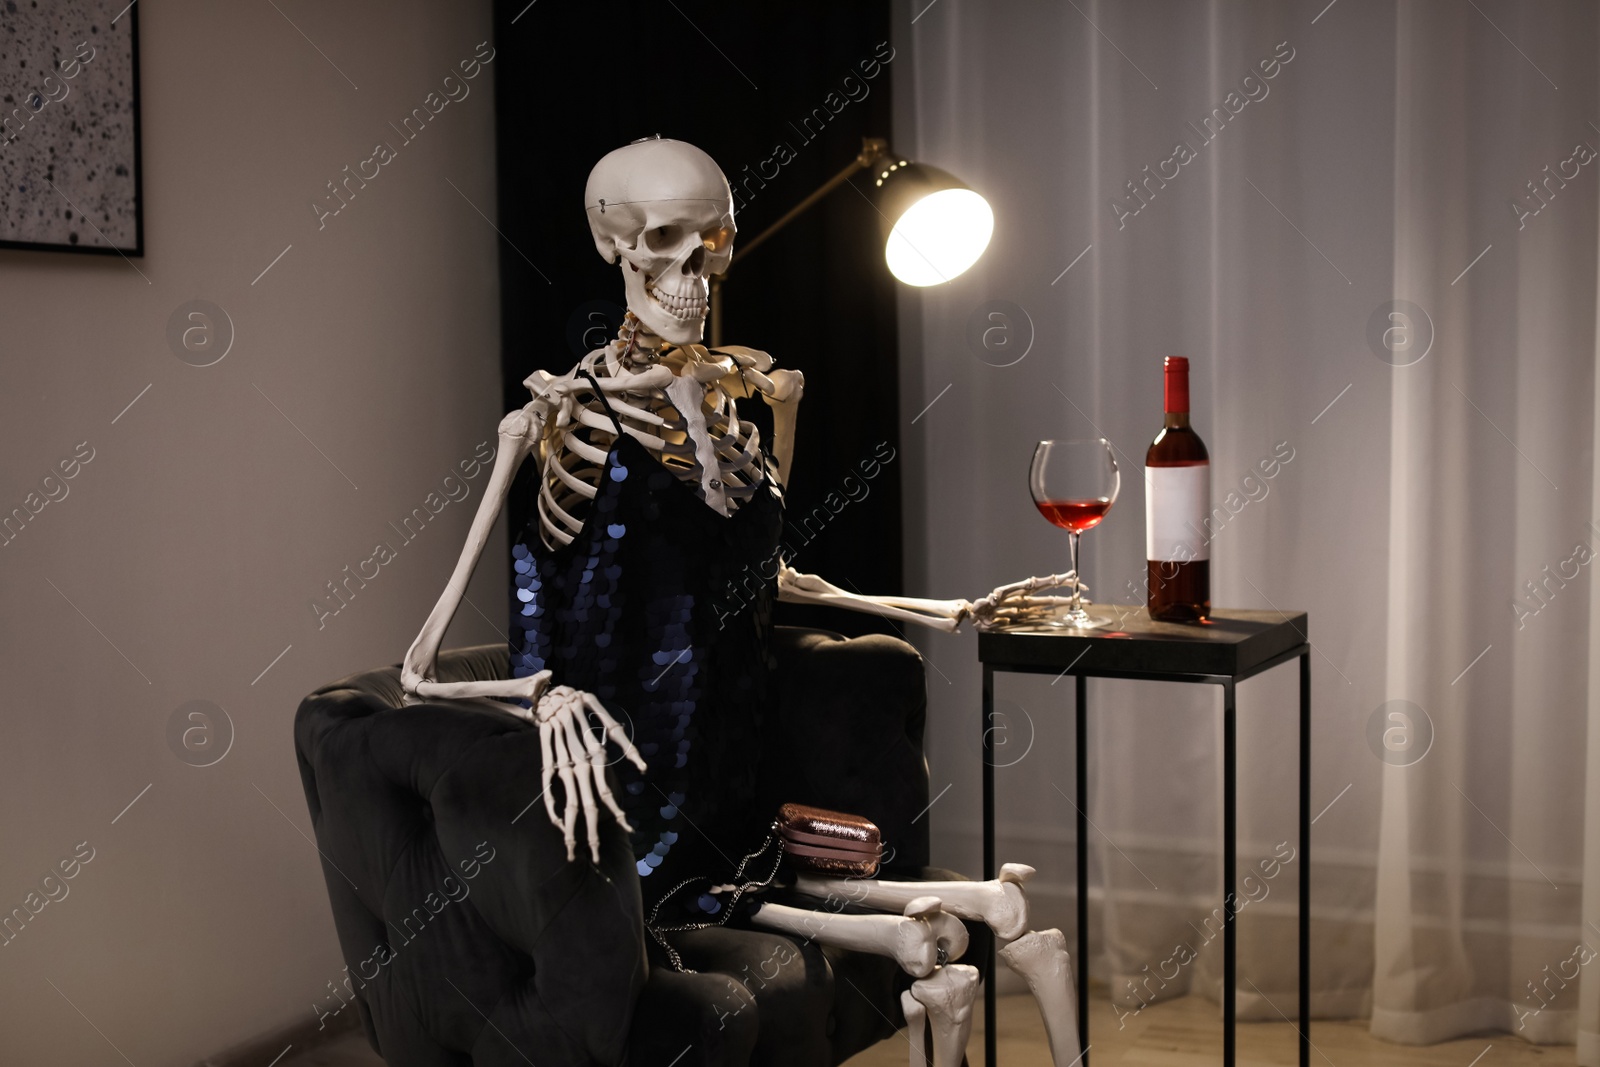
[1029,439,1120,629]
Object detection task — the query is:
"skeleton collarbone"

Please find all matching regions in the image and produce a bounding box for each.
[530,344,769,550]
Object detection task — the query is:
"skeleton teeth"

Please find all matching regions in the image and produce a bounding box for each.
[645,282,708,320]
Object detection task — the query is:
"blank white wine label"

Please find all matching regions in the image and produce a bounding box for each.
[1145,464,1210,561]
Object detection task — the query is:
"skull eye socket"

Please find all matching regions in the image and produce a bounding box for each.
[701,226,733,253]
[643,224,686,253]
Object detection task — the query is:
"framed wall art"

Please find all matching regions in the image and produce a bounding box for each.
[0,1,143,255]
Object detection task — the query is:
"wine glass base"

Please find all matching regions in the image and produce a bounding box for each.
[1041,608,1112,631]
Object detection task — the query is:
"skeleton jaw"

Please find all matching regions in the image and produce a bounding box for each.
[622,260,708,344]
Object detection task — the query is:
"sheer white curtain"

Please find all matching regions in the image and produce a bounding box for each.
[895,0,1600,1052]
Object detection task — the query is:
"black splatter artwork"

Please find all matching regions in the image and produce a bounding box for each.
[0,0,139,252]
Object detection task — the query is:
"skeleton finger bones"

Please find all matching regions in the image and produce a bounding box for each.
[524,683,648,864]
[963,572,1087,631]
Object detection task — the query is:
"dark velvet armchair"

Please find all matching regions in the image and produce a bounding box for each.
[295,625,973,1066]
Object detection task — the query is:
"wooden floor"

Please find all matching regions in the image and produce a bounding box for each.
[846,994,1576,1067]
[279,993,1575,1066]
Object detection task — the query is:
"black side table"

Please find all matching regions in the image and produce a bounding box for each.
[977,608,1310,1067]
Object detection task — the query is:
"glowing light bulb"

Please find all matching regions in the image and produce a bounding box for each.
[884,188,994,287]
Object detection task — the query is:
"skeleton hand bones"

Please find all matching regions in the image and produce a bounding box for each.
[401,649,647,865]
[520,673,648,864]
[960,572,1087,631]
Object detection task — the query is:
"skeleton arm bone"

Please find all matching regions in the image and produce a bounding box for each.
[399,403,646,863]
[717,346,800,490]
[735,349,1076,632]
[777,565,1085,633]
[401,409,540,701]
[776,565,968,633]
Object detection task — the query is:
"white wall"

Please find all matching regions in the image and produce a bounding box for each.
[0,2,506,1062]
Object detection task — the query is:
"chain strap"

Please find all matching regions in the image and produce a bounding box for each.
[644,825,787,974]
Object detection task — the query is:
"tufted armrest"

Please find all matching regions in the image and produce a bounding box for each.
[295,645,646,1065]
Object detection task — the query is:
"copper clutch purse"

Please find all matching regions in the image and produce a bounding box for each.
[776,802,882,877]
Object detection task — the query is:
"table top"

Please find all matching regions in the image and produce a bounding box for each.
[977,607,1309,680]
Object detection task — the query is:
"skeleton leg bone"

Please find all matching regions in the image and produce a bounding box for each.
[999,928,1081,1067]
[910,964,980,1067]
[900,989,930,1067]
[794,863,1036,942]
[923,908,970,964]
[748,896,944,978]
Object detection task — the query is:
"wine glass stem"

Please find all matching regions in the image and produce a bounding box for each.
[1069,531,1083,613]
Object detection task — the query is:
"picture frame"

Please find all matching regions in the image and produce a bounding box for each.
[0,0,143,256]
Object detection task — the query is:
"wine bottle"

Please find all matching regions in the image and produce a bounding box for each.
[1145,356,1210,621]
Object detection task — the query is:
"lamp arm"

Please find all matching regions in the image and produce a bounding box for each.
[722,138,889,273]
[710,138,888,347]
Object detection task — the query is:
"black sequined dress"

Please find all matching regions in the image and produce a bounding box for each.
[509,373,785,927]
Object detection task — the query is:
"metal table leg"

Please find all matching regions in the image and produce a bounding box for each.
[1076,673,1089,1066]
[1299,653,1311,1067]
[1223,679,1237,1067]
[982,665,997,1067]
[976,636,1309,1067]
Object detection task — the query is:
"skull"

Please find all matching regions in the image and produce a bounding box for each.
[584,138,735,345]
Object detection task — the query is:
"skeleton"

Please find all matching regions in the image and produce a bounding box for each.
[400,137,1083,1066]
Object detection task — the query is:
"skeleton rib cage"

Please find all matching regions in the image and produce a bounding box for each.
[531,339,773,552]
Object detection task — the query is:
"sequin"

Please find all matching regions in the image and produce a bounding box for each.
[507,425,783,918]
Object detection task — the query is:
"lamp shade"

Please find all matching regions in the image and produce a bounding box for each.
[874,160,993,287]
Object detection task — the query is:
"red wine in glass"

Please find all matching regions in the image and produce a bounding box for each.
[1035,498,1113,533]
[1029,439,1120,628]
